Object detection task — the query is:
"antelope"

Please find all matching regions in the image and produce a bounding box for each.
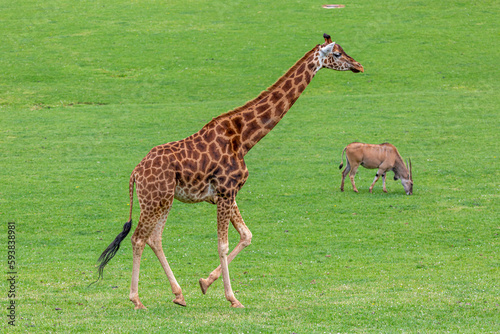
[339,142,413,195]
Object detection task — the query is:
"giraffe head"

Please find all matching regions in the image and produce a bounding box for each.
[318,33,364,73]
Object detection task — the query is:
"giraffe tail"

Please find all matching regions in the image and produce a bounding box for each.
[339,146,347,169]
[89,173,135,287]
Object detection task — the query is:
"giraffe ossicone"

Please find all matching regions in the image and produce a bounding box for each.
[94,33,363,309]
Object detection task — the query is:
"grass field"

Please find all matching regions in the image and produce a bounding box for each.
[1,0,499,332]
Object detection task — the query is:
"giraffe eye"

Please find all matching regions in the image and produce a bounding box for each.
[333,52,341,58]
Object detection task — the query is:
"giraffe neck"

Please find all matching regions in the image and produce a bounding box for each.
[203,45,323,157]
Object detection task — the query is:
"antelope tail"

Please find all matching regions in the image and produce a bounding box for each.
[339,147,347,169]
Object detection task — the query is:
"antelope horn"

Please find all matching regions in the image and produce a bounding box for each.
[409,158,413,181]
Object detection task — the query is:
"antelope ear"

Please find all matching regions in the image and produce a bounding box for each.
[319,42,335,56]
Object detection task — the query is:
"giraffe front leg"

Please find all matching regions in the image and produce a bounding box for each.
[215,199,244,308]
[200,201,252,295]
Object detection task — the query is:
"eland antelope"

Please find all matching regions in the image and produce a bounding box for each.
[339,142,413,195]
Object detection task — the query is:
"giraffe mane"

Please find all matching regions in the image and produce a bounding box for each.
[205,45,320,126]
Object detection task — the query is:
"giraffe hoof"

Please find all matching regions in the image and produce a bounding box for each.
[231,301,244,308]
[134,304,147,310]
[199,278,209,295]
[131,296,147,310]
[173,296,186,307]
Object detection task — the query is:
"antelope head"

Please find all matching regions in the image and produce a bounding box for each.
[401,159,413,195]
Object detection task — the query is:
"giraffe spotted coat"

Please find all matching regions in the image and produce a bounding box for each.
[97,33,363,309]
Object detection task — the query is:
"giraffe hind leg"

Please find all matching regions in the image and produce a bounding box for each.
[129,203,173,310]
[146,196,186,307]
[199,201,252,295]
[129,220,148,310]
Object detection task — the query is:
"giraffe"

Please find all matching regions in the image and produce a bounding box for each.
[95,33,363,309]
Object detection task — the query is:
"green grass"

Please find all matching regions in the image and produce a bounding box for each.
[1,0,499,332]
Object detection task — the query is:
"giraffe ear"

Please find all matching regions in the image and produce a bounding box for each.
[319,42,335,56]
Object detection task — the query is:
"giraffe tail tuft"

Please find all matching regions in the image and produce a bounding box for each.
[88,220,132,287]
[89,172,136,287]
